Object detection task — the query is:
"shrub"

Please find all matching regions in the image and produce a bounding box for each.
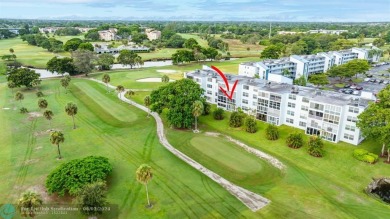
[265,124,279,140]
[213,108,224,120]
[229,111,245,127]
[36,91,44,97]
[45,156,112,196]
[353,149,378,164]
[286,133,304,148]
[202,101,211,115]
[307,136,324,157]
[245,117,258,133]
[20,107,28,113]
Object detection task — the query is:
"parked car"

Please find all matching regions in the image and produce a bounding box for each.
[355,86,363,90]
[350,84,357,89]
[383,80,389,85]
[366,74,373,78]
[353,90,360,95]
[344,84,351,88]
[364,78,371,82]
[379,80,384,84]
[369,78,376,82]
[343,89,354,94]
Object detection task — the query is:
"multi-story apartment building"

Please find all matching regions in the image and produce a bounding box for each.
[185,68,381,145]
[308,29,348,35]
[98,28,117,41]
[239,47,381,84]
[145,28,161,41]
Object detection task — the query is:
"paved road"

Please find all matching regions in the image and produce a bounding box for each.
[89,78,279,212]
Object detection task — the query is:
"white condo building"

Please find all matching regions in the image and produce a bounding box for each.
[185,68,383,145]
[239,47,381,84]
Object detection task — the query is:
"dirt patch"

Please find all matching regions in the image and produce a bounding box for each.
[35,146,43,150]
[136,77,175,82]
[28,185,52,203]
[23,159,39,165]
[28,112,42,120]
[204,132,220,137]
[2,107,10,110]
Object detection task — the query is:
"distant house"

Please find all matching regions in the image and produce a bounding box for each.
[75,27,93,33]
[98,28,118,41]
[277,31,303,35]
[307,29,348,35]
[39,27,63,34]
[145,28,161,41]
[94,43,149,54]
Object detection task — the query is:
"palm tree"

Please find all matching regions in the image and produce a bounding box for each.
[38,98,48,111]
[102,74,111,92]
[7,81,16,94]
[17,191,43,218]
[50,131,64,159]
[161,75,169,83]
[43,109,54,129]
[60,78,70,94]
[15,91,24,106]
[9,48,14,54]
[136,164,153,208]
[192,100,204,132]
[144,95,151,117]
[65,102,78,129]
[126,90,135,99]
[116,85,125,98]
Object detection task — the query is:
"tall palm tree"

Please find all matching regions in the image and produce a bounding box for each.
[60,78,70,94]
[102,74,111,92]
[65,102,78,129]
[144,95,151,117]
[192,100,204,132]
[116,85,125,98]
[7,81,16,94]
[43,109,54,129]
[38,98,48,111]
[15,91,24,106]
[126,90,135,99]
[50,131,64,159]
[17,191,43,218]
[136,164,153,208]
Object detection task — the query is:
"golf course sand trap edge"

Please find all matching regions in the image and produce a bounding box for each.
[157,70,177,73]
[136,78,175,82]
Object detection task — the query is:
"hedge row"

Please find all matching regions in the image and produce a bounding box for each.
[353,149,379,164]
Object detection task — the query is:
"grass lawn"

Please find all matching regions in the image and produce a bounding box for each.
[0,37,69,68]
[139,48,178,61]
[178,33,209,47]
[334,83,345,88]
[0,79,256,218]
[90,57,259,90]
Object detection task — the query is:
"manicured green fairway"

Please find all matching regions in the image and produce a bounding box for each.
[0,78,258,218]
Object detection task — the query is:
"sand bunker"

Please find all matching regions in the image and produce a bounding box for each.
[136,78,175,82]
[157,70,177,73]
[2,108,10,110]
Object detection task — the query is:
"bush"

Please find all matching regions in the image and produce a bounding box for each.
[229,111,245,127]
[307,136,324,157]
[213,108,225,120]
[36,91,44,97]
[353,149,378,164]
[202,101,211,115]
[20,107,28,113]
[245,117,258,133]
[45,156,112,196]
[286,133,304,148]
[265,124,279,140]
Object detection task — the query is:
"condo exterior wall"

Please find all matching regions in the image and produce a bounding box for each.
[186,69,372,145]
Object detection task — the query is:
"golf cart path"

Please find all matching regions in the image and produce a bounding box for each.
[89,78,280,211]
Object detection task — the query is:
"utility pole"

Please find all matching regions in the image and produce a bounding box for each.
[269,22,272,39]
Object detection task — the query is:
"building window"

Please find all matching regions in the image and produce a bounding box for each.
[270,94,282,102]
[344,133,354,141]
[207,90,212,95]
[288,102,296,108]
[243,92,249,97]
[299,121,306,127]
[207,78,212,82]
[242,99,248,104]
[301,105,308,111]
[269,101,281,110]
[302,97,309,103]
[288,94,296,100]
[348,107,359,113]
[207,84,212,88]
[243,85,249,90]
[286,118,294,124]
[287,110,295,116]
[310,103,324,111]
[345,125,356,131]
[347,116,357,122]
[253,94,257,99]
[300,114,307,119]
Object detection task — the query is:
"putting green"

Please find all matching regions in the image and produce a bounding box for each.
[72,82,138,126]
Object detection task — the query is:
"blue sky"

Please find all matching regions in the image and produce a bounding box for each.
[0,0,389,21]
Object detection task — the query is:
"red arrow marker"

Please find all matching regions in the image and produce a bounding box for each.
[211,66,239,100]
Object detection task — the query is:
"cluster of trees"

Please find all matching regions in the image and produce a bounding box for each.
[63,38,94,51]
[21,34,64,52]
[171,38,224,64]
[55,27,81,36]
[201,35,229,51]
[260,33,357,59]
